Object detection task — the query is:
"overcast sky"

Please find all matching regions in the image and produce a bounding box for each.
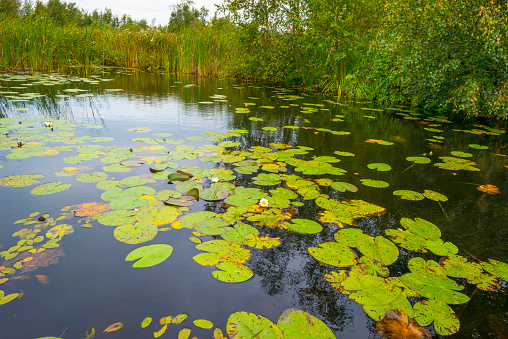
[70,0,222,26]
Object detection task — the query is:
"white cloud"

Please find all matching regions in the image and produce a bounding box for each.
[70,0,220,26]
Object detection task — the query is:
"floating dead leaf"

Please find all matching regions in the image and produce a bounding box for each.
[69,202,111,217]
[477,185,500,195]
[375,310,431,338]
[3,248,64,273]
[365,139,383,143]
[103,322,123,333]
[36,274,50,285]
[0,278,8,285]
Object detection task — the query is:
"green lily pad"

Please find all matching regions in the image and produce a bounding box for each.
[0,174,44,187]
[331,182,358,192]
[212,262,254,283]
[413,299,460,335]
[423,190,448,202]
[120,159,148,167]
[226,312,283,339]
[109,196,147,210]
[262,127,277,131]
[401,217,441,240]
[426,239,459,256]
[127,127,151,133]
[97,210,137,226]
[194,219,230,235]
[225,187,267,206]
[287,219,323,234]
[199,188,229,201]
[114,221,158,244]
[367,163,392,172]
[103,164,133,172]
[385,229,428,253]
[356,235,399,265]
[361,179,389,188]
[220,222,258,245]
[406,156,431,164]
[76,172,108,183]
[469,144,488,150]
[334,151,355,157]
[308,242,358,267]
[393,190,425,201]
[125,244,173,267]
[168,172,192,182]
[164,196,196,207]
[180,211,217,229]
[46,224,74,238]
[31,182,71,195]
[277,308,335,339]
[450,151,472,158]
[252,173,281,186]
[193,240,251,266]
[481,259,508,281]
[175,182,203,193]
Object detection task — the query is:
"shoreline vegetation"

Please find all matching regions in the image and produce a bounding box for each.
[0,0,507,119]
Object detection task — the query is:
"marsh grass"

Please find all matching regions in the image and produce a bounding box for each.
[0,17,242,76]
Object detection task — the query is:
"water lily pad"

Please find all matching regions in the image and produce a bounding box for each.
[393,190,424,201]
[252,173,281,186]
[226,312,283,339]
[103,164,133,172]
[168,172,192,182]
[401,217,441,240]
[194,219,230,235]
[193,319,214,329]
[422,190,448,202]
[356,235,399,266]
[331,182,358,192]
[128,127,151,133]
[180,211,217,229]
[308,242,358,267]
[287,219,323,234]
[120,159,148,167]
[212,262,254,283]
[76,172,108,183]
[277,308,335,339]
[193,240,251,266]
[450,151,472,158]
[0,174,44,187]
[481,259,508,281]
[469,144,488,150]
[244,234,281,249]
[406,156,431,164]
[97,210,137,226]
[114,221,158,244]
[199,188,229,201]
[367,163,392,172]
[413,299,460,335]
[31,182,71,195]
[164,196,196,207]
[125,244,173,267]
[361,179,389,188]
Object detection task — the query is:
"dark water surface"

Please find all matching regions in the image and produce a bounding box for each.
[0,71,507,339]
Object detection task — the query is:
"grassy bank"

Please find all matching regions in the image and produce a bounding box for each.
[1,0,507,120]
[0,16,242,76]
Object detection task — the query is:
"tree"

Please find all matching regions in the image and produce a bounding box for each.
[0,0,21,16]
[167,0,208,32]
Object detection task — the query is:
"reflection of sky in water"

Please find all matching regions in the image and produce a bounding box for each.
[0,72,507,338]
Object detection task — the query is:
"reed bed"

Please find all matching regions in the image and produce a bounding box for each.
[0,17,243,76]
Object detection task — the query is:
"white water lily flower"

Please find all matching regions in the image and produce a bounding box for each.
[259,198,269,207]
[43,121,52,127]
[211,177,220,183]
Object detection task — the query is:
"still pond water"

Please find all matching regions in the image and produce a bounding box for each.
[0,71,507,339]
